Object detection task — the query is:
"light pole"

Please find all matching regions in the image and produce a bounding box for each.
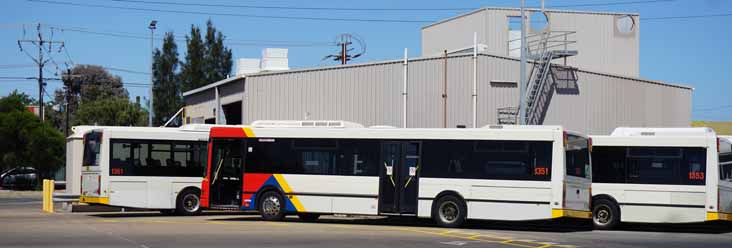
[518,0,527,125]
[148,20,157,127]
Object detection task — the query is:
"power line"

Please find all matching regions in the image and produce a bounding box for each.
[694,105,732,112]
[106,0,475,12]
[104,67,150,75]
[644,13,732,21]
[547,0,676,8]
[28,0,434,23]
[50,25,335,47]
[108,0,678,11]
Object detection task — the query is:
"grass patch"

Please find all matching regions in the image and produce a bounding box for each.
[692,121,732,135]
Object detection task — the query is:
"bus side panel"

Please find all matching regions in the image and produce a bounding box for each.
[146,179,172,209]
[283,175,379,215]
[109,181,148,207]
[595,183,707,223]
[563,178,591,212]
[719,183,732,218]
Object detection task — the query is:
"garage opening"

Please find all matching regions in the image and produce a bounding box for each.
[222,101,242,125]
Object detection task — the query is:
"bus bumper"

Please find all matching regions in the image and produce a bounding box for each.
[79,196,110,205]
[707,212,732,221]
[551,209,592,219]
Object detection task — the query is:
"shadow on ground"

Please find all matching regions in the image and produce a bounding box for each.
[208,215,594,233]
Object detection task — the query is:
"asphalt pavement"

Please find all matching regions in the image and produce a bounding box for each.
[1,195,732,248]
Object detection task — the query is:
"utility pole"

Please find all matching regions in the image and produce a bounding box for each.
[339,34,351,65]
[518,0,527,125]
[17,23,64,122]
[148,20,157,127]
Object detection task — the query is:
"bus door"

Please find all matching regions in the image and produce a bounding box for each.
[209,139,245,208]
[378,141,421,215]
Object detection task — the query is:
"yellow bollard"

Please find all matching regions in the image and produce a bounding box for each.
[42,179,48,212]
[49,180,55,213]
[41,179,55,213]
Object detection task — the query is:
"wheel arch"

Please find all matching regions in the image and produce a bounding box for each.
[255,185,284,211]
[592,194,621,215]
[431,190,467,218]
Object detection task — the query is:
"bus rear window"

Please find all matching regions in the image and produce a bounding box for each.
[565,134,590,179]
[83,131,102,167]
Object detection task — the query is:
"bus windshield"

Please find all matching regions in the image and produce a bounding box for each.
[83,131,102,167]
[565,134,590,179]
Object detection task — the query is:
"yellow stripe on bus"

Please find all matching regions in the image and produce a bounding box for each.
[551,209,592,219]
[243,127,255,138]
[707,212,732,221]
[272,174,305,212]
[79,196,110,205]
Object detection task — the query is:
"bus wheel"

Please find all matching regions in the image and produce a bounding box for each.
[432,195,467,228]
[297,213,321,222]
[259,191,286,221]
[593,198,620,230]
[175,189,202,216]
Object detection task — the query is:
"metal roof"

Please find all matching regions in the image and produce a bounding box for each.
[422,7,640,30]
[182,52,691,97]
[181,74,245,96]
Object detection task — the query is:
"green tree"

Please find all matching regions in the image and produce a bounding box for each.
[73,98,148,126]
[63,65,128,103]
[0,91,64,180]
[203,19,233,84]
[153,32,181,126]
[180,25,206,92]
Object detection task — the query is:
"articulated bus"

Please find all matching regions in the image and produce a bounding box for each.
[590,127,732,229]
[201,120,592,227]
[79,125,212,215]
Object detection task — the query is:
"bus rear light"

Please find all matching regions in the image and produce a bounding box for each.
[97,175,101,195]
[562,184,567,208]
[718,137,721,154]
[563,131,568,149]
[588,185,593,209]
[244,199,252,208]
[588,137,593,153]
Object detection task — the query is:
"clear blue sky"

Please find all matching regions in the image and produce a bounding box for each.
[1,0,730,121]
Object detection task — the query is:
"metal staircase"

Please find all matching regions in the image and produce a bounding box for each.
[497,30,577,125]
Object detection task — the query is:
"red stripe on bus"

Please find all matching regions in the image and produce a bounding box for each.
[210,127,247,138]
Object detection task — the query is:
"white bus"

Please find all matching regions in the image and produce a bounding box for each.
[79,125,212,215]
[201,121,592,227]
[590,127,732,229]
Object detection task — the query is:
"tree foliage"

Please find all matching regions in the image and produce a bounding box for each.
[180,19,233,92]
[153,32,181,126]
[180,25,206,93]
[63,65,128,103]
[73,98,148,126]
[0,91,64,180]
[204,20,233,85]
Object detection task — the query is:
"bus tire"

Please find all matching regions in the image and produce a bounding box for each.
[432,195,467,228]
[592,198,620,230]
[297,213,321,222]
[259,191,286,221]
[175,188,202,216]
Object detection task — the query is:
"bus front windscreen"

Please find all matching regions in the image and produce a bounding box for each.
[565,134,590,179]
[83,131,102,167]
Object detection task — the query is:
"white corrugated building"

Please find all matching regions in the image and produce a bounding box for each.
[181,8,691,135]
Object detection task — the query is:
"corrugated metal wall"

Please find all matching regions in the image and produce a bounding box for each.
[234,54,691,135]
[421,8,640,77]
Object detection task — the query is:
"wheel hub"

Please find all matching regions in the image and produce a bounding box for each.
[263,196,281,216]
